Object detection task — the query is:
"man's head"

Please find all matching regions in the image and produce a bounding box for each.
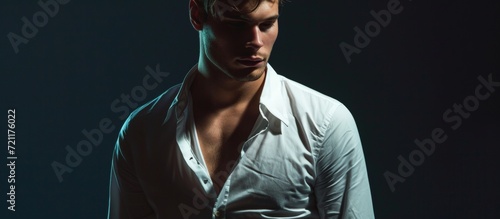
[190,0,284,82]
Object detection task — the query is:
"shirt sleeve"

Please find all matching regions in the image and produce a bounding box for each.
[107,123,156,219]
[314,104,375,219]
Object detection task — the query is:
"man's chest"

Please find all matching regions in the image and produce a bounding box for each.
[193,111,259,187]
[136,118,320,217]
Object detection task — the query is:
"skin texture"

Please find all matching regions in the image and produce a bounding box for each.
[188,0,280,194]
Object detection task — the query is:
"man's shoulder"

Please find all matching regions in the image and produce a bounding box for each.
[278,75,347,118]
[125,83,181,127]
[277,75,360,152]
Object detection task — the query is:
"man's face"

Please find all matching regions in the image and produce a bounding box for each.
[199,0,279,81]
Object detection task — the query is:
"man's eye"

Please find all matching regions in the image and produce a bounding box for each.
[259,22,275,31]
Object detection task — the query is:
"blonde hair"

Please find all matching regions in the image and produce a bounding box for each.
[196,0,285,18]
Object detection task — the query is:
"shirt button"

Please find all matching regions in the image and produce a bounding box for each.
[214,209,225,218]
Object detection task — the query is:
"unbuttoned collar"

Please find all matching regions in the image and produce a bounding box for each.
[171,63,290,128]
[171,65,198,121]
[259,64,290,127]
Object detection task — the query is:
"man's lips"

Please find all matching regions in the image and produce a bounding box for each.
[239,57,263,61]
[237,57,264,66]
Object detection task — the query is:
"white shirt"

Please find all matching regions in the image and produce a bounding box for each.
[108,64,374,219]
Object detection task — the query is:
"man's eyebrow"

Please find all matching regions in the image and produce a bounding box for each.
[262,15,280,21]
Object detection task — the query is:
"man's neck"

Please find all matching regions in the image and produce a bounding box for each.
[190,65,266,112]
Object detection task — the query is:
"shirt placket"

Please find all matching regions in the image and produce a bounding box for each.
[211,112,270,219]
[211,177,231,219]
[176,103,219,213]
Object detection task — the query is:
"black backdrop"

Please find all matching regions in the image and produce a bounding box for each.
[1,0,499,218]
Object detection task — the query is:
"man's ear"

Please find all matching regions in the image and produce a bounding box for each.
[189,0,205,31]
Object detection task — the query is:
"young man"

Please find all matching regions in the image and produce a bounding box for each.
[108,0,375,218]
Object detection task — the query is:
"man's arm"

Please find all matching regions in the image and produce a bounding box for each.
[107,125,155,219]
[314,104,375,219]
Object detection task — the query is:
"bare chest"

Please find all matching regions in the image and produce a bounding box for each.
[195,115,256,192]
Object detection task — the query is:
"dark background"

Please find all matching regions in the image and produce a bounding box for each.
[1,0,499,218]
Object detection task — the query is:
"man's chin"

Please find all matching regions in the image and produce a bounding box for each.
[228,65,267,82]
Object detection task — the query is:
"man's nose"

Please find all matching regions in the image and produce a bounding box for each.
[246,25,264,50]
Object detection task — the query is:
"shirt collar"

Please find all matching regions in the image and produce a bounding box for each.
[259,63,290,127]
[171,65,198,121]
[171,63,290,127]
